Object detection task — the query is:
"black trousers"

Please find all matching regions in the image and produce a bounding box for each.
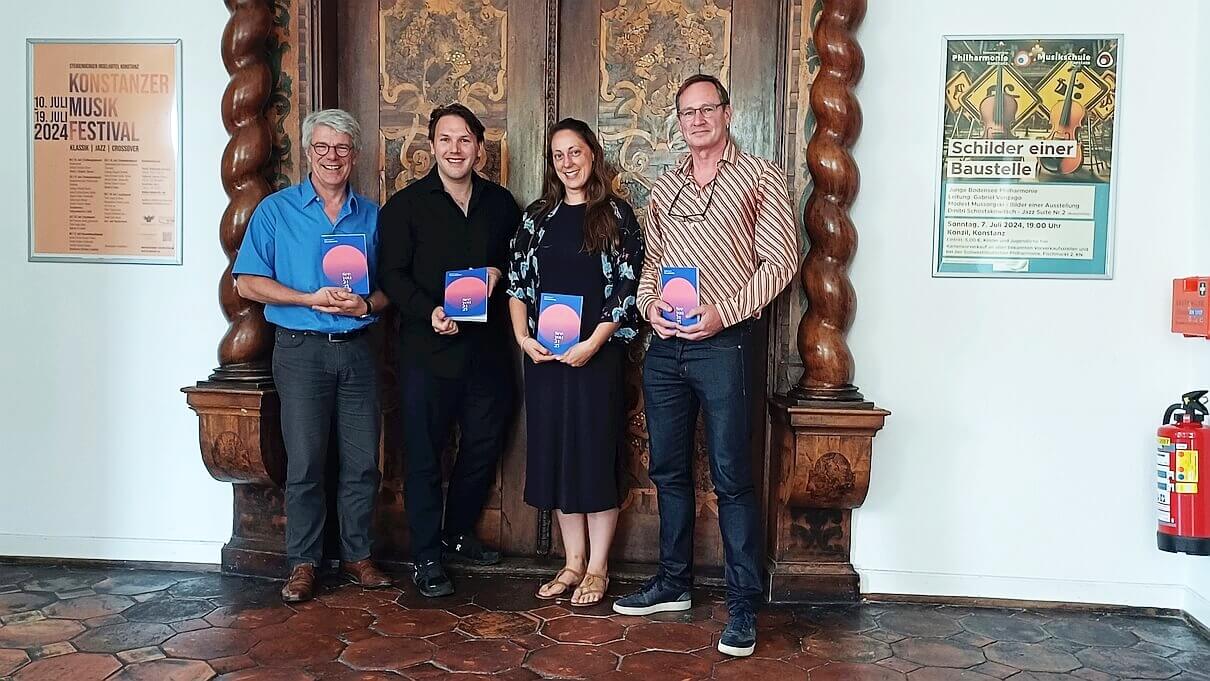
[272,328,381,568]
[400,356,514,563]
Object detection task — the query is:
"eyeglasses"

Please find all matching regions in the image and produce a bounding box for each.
[676,103,726,121]
[311,142,354,158]
[667,177,716,221]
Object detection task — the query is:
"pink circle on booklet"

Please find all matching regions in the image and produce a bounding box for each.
[445,276,488,308]
[662,277,696,311]
[322,244,368,288]
[537,303,580,350]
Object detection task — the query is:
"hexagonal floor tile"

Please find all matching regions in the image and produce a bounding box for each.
[162,628,258,659]
[372,609,459,637]
[213,668,316,680]
[42,594,134,619]
[338,635,435,671]
[1075,646,1182,678]
[983,641,1080,673]
[959,613,1049,643]
[0,648,31,676]
[715,658,810,680]
[624,622,713,652]
[0,619,86,647]
[803,632,893,664]
[204,604,294,629]
[0,592,56,617]
[92,573,182,596]
[525,643,618,678]
[20,572,108,595]
[431,639,525,674]
[1045,617,1139,647]
[316,586,399,611]
[616,650,712,679]
[13,652,121,681]
[877,608,962,638]
[906,669,1000,680]
[282,606,374,636]
[891,639,984,668]
[248,632,344,667]
[108,658,217,680]
[807,662,905,680]
[458,611,538,638]
[124,598,217,624]
[543,616,626,645]
[72,621,176,653]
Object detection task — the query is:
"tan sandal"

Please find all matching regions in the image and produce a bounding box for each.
[536,567,583,600]
[569,573,609,607]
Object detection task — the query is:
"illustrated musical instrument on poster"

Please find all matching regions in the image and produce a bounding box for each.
[1040,64,1086,174]
[979,66,1018,139]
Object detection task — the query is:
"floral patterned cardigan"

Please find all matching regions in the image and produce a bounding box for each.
[506,198,646,343]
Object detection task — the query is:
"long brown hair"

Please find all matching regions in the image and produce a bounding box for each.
[533,118,620,254]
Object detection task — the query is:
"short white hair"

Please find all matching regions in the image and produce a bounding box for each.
[302,108,362,151]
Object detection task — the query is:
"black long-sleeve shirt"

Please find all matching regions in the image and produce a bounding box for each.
[377,169,521,378]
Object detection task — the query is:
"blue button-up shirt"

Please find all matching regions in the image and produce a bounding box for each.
[233,176,380,333]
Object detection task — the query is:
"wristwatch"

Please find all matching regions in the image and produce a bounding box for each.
[357,294,374,319]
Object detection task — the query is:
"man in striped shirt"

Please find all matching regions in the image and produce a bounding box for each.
[612,74,800,658]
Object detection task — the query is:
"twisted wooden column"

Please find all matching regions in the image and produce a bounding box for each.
[210,0,275,384]
[791,0,865,403]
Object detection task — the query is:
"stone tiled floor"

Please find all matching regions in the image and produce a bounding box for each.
[1,563,1208,680]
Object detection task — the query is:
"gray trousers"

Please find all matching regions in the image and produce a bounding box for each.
[272,328,381,568]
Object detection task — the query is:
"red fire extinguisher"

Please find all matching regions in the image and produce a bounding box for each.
[1157,390,1210,555]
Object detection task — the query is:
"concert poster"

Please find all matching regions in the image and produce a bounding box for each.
[934,35,1122,278]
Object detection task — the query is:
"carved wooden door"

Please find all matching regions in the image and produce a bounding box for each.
[328,0,783,573]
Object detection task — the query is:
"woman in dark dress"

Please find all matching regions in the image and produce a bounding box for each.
[506,118,644,606]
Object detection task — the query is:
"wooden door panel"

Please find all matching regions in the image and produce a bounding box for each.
[332,0,781,569]
[556,0,778,571]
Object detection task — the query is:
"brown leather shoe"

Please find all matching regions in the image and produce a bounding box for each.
[280,563,317,602]
[341,559,392,588]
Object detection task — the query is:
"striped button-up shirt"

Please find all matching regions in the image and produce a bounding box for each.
[636,141,800,329]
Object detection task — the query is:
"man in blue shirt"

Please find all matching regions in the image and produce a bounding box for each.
[233,109,392,602]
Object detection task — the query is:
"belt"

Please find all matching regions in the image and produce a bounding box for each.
[279,326,370,343]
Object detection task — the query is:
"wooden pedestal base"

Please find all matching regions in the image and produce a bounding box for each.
[183,383,286,577]
[766,395,888,603]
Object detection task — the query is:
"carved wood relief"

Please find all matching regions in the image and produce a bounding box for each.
[598,0,731,224]
[379,0,509,200]
[266,0,302,189]
[772,0,823,394]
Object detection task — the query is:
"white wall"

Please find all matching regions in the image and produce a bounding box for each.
[850,0,1202,611]
[0,1,233,562]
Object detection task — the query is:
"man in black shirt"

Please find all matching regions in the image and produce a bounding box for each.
[378,104,521,597]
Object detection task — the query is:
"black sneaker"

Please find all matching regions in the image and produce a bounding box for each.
[611,576,691,616]
[412,559,454,597]
[718,606,756,657]
[442,533,501,566]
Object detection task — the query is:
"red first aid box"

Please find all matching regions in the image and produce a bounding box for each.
[1173,277,1210,338]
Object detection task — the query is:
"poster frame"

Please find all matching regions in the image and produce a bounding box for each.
[931,33,1123,280]
[26,37,184,265]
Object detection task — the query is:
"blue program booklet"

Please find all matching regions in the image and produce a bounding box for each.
[660,266,700,325]
[320,233,370,295]
[443,268,490,322]
[537,293,583,356]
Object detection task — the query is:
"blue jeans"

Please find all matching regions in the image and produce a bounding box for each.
[642,322,762,607]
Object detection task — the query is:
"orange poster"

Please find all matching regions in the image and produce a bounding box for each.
[27,40,181,264]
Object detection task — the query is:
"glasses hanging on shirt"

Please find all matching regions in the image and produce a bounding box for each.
[667,177,716,222]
